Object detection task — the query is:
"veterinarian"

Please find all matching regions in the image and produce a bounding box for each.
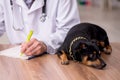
[0,0,80,56]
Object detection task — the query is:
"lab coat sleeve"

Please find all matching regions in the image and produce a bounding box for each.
[45,0,80,54]
[33,0,80,54]
[0,3,5,36]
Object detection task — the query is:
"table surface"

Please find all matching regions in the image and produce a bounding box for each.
[0,43,120,80]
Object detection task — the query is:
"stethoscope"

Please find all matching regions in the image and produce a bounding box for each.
[10,0,47,31]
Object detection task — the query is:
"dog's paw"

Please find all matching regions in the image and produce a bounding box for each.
[59,50,69,65]
[104,49,112,55]
[104,46,112,55]
[61,60,69,65]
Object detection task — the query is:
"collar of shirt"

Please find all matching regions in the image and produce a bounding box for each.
[24,0,35,9]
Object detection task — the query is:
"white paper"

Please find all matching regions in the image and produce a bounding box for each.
[0,46,30,59]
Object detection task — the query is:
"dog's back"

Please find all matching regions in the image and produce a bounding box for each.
[67,23,108,40]
[57,23,109,54]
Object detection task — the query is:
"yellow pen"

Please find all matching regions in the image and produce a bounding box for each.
[20,30,33,56]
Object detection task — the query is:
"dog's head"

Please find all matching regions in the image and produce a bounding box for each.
[72,41,106,69]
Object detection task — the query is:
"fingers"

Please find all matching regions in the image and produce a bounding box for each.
[25,41,41,56]
[25,39,39,53]
[21,42,28,54]
[21,38,47,56]
[20,39,34,53]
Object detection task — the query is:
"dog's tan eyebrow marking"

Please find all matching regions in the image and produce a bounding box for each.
[99,41,105,47]
[93,51,96,54]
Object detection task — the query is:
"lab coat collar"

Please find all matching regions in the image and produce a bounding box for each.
[15,0,28,9]
[15,0,44,13]
[29,0,44,13]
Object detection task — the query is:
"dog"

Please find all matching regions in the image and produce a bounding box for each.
[56,23,112,69]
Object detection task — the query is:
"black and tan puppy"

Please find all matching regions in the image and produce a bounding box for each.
[56,23,112,69]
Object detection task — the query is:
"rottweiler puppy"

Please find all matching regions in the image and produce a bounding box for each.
[56,23,112,69]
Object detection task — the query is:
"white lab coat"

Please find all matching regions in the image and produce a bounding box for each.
[0,0,80,54]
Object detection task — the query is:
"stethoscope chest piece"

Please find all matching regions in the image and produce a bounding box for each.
[40,13,47,22]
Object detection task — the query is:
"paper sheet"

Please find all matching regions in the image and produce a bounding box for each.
[0,46,30,59]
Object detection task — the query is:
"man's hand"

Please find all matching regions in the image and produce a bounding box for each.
[21,38,47,56]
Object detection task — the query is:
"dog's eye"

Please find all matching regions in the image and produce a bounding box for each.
[89,54,93,58]
[88,53,97,61]
[83,47,87,49]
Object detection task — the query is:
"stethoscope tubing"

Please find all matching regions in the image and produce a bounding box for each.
[10,0,47,31]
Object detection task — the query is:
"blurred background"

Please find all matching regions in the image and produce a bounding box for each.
[0,0,120,44]
[78,0,120,42]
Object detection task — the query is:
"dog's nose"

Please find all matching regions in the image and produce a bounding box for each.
[93,58,106,69]
[99,62,106,69]
[97,58,106,69]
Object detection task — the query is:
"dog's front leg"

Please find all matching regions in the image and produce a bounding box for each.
[58,50,69,65]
